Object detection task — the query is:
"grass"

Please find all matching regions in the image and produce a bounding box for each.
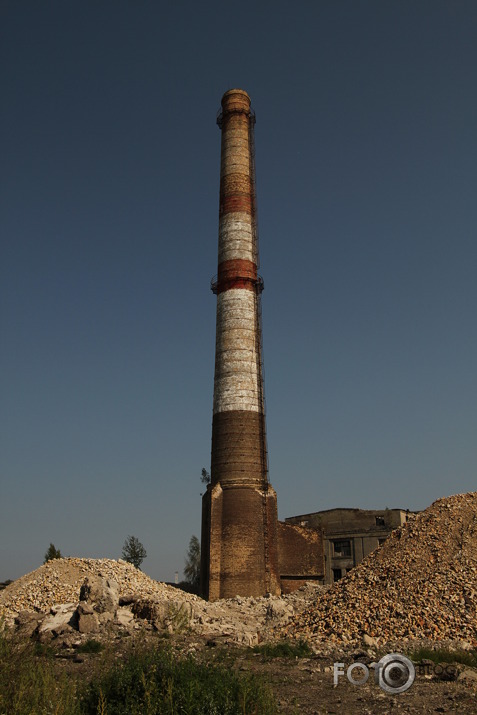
[82,644,277,714]
[0,628,278,715]
[252,639,313,659]
[77,639,104,654]
[0,632,81,715]
[408,646,477,668]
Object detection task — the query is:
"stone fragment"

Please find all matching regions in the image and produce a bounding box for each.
[98,612,113,626]
[14,610,44,638]
[79,576,118,614]
[132,599,193,633]
[115,606,134,627]
[77,601,94,615]
[119,593,136,606]
[38,604,77,636]
[457,668,477,685]
[236,630,259,646]
[77,611,100,634]
[266,599,294,623]
[363,634,379,648]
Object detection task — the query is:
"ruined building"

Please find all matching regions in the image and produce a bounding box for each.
[200,89,323,600]
[286,508,418,584]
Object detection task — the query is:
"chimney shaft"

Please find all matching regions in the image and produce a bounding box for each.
[201,90,281,600]
[212,88,266,488]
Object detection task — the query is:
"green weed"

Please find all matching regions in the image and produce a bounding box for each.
[0,628,277,715]
[408,646,477,668]
[252,639,313,659]
[82,643,278,714]
[0,631,81,715]
[77,639,104,654]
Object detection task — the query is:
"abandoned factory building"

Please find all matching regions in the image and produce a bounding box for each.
[285,508,418,585]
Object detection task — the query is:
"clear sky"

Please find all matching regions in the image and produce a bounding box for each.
[1,1,476,582]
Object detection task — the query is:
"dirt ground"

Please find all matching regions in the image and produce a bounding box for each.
[54,632,477,714]
[246,652,477,714]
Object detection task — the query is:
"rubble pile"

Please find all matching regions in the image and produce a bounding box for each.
[0,557,199,624]
[0,556,324,645]
[282,492,477,645]
[3,492,476,649]
[192,582,325,645]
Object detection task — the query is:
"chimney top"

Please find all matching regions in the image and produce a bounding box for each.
[221,88,251,112]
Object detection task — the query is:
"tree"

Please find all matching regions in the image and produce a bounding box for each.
[122,535,147,570]
[44,543,62,563]
[201,468,210,485]
[184,535,200,588]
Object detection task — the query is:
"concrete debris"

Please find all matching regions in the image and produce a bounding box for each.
[79,575,119,615]
[14,610,44,638]
[0,557,324,645]
[458,669,477,685]
[77,609,100,635]
[38,603,76,637]
[281,492,477,646]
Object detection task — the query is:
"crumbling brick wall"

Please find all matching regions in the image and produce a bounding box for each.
[278,521,324,594]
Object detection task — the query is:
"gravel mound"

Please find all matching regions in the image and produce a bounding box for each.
[281,492,477,646]
[0,557,198,621]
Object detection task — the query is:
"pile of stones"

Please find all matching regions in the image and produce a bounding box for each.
[281,492,477,646]
[0,557,198,623]
[0,557,323,646]
[0,558,205,646]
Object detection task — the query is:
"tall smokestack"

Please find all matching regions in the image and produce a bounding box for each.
[201,89,281,600]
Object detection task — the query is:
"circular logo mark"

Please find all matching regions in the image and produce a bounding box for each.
[377,653,415,694]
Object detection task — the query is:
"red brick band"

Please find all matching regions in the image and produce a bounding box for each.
[215,258,257,294]
[220,195,252,215]
[218,258,256,281]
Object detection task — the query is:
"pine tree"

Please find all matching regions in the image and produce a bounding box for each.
[44,543,62,563]
[122,535,147,570]
[184,535,201,588]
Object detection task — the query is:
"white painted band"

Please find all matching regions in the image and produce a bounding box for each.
[213,289,262,414]
[218,214,254,263]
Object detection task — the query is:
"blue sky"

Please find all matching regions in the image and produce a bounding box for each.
[1,1,476,582]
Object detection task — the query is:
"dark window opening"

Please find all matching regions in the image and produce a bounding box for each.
[375,516,385,526]
[333,568,342,582]
[333,539,351,557]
